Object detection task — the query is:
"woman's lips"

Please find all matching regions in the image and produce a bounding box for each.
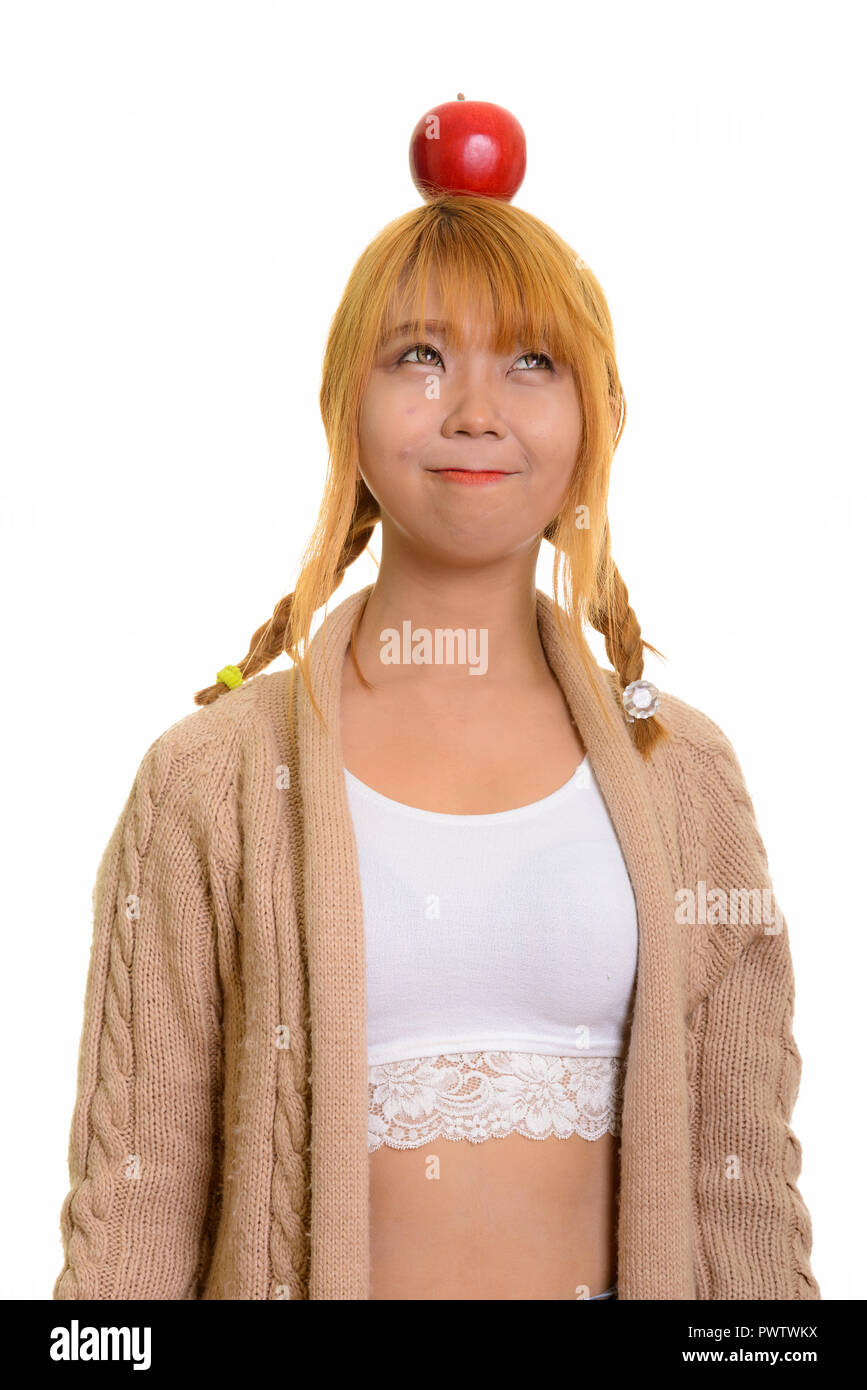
[432,469,515,486]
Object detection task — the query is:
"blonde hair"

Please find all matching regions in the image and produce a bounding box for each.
[195,193,668,758]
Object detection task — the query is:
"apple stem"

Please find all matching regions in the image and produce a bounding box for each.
[457,92,465,100]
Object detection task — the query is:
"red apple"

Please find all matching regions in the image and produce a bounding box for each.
[409,93,526,202]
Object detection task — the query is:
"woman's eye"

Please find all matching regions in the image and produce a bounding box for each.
[399,342,443,367]
[514,350,554,371]
[397,344,553,371]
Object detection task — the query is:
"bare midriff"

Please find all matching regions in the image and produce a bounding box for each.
[342,644,621,1300]
[370,1130,619,1300]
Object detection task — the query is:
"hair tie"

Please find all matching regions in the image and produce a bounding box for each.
[217,665,244,690]
[621,679,660,723]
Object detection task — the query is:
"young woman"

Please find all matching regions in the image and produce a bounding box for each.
[53,192,820,1301]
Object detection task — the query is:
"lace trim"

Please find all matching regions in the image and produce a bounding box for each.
[368,1051,625,1151]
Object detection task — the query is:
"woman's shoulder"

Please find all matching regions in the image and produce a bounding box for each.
[645,683,759,824]
[598,666,742,769]
[149,667,293,753]
[597,667,756,822]
[656,688,740,762]
[128,668,296,819]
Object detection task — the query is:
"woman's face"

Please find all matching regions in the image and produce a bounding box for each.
[356,276,583,566]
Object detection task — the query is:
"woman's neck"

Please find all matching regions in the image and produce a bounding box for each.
[350,565,553,690]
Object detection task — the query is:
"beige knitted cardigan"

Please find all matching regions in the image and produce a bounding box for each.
[53,584,820,1300]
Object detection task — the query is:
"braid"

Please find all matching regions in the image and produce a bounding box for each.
[588,560,669,756]
[194,496,380,706]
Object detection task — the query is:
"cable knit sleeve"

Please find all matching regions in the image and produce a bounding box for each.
[684,721,820,1300]
[53,728,224,1299]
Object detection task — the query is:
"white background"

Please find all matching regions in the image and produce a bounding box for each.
[2,0,863,1299]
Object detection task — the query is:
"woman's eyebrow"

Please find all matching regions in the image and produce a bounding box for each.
[378,320,547,355]
[375,318,552,355]
[379,319,454,345]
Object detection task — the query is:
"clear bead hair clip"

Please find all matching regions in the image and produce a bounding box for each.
[621,679,660,723]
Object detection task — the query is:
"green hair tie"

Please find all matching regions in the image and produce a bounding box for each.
[217,664,244,690]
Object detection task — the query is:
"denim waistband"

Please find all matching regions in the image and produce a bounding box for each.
[588,1283,617,1300]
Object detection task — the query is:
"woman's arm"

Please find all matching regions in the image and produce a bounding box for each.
[53,729,224,1299]
[685,724,820,1299]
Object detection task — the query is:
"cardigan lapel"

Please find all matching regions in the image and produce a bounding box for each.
[534,592,697,1300]
[296,585,373,1299]
[296,583,696,1301]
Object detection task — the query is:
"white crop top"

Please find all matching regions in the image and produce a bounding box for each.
[344,756,639,1152]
